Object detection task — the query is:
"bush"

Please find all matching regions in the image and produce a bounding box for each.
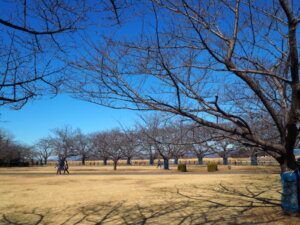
[207,162,218,172]
[177,163,187,172]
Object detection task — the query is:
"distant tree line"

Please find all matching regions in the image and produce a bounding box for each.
[0,113,262,169]
[0,130,32,166]
[27,114,257,170]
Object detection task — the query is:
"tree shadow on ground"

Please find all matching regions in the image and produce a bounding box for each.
[2,181,300,225]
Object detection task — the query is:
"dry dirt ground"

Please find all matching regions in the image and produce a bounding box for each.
[1,170,300,224]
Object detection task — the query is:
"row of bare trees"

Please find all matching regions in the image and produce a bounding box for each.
[33,115,256,170]
[0,129,33,166]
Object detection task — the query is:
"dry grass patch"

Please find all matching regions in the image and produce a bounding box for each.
[1,174,300,224]
[0,164,280,174]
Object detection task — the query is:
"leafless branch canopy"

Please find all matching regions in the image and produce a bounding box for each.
[68,0,300,171]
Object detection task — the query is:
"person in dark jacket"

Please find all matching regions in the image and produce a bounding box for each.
[64,160,69,174]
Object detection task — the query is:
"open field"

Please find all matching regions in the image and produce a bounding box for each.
[0,164,281,174]
[1,171,300,224]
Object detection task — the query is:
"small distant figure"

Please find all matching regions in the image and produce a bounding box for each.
[56,159,64,175]
[157,159,161,168]
[64,160,69,174]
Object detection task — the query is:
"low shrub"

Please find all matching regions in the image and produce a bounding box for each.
[177,163,187,172]
[207,162,218,172]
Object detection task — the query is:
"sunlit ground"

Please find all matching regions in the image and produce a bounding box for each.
[1,170,300,224]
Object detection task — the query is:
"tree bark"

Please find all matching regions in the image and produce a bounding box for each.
[127,157,131,165]
[173,158,178,165]
[277,150,300,213]
[82,155,86,165]
[197,156,203,165]
[250,154,258,165]
[113,160,117,170]
[223,156,228,165]
[103,158,107,166]
[163,158,169,170]
[149,155,154,165]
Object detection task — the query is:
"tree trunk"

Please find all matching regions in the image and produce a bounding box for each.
[82,155,86,165]
[197,156,203,165]
[163,158,169,170]
[250,154,258,165]
[113,160,118,170]
[149,155,154,165]
[103,158,107,166]
[127,157,131,165]
[44,157,47,165]
[278,154,300,213]
[173,158,178,165]
[223,156,228,165]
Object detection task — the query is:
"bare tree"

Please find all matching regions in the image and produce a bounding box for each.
[136,126,158,165]
[184,126,215,165]
[50,126,77,160]
[119,127,141,165]
[94,129,126,170]
[69,0,300,212]
[107,129,126,170]
[209,138,236,165]
[71,0,300,170]
[0,0,92,108]
[0,0,127,109]
[163,124,188,165]
[91,132,110,166]
[35,137,53,165]
[74,129,92,165]
[0,129,34,166]
[139,114,187,169]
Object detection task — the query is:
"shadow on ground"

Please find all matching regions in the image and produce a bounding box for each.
[2,180,299,225]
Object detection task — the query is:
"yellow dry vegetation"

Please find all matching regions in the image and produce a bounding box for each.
[45,157,278,167]
[0,164,280,174]
[1,173,300,224]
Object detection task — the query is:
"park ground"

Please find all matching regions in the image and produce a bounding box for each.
[1,164,300,224]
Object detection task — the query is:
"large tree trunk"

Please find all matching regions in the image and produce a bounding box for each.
[278,153,300,213]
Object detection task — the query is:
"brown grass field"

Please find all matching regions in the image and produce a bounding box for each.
[1,165,299,224]
[0,164,281,174]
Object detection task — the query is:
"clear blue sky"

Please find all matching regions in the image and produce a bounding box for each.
[0,2,152,147]
[0,94,139,146]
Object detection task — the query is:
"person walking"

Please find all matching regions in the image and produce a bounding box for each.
[56,161,61,175]
[64,160,69,174]
[157,159,161,168]
[56,159,64,175]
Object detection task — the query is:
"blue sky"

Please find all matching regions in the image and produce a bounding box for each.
[0,94,139,146]
[0,1,152,147]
